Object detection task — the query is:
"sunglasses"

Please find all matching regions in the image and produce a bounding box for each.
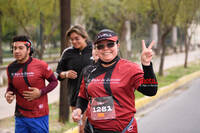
[96,42,116,50]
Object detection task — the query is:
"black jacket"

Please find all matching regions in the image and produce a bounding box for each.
[56,43,93,106]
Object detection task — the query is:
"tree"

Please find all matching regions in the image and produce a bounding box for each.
[84,0,145,58]
[71,0,93,25]
[0,11,2,65]
[0,0,60,59]
[59,0,71,123]
[149,0,182,76]
[177,0,200,68]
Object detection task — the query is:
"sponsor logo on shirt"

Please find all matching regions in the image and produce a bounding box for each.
[91,78,120,84]
[39,104,44,109]
[11,72,34,77]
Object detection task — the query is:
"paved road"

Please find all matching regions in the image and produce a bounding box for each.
[137,78,200,133]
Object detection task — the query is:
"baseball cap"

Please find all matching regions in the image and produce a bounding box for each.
[94,29,118,44]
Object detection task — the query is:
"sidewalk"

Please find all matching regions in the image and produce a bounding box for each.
[152,49,200,72]
[0,84,60,120]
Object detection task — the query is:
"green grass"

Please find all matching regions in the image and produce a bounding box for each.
[49,102,77,133]
[0,102,78,133]
[157,60,200,88]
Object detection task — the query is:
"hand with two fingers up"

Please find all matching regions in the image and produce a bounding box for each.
[141,40,155,66]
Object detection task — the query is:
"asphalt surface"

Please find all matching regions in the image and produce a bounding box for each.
[137,78,200,133]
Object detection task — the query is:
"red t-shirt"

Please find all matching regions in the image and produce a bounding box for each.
[79,59,144,131]
[7,57,54,118]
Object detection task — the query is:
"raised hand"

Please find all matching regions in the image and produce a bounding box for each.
[141,40,155,66]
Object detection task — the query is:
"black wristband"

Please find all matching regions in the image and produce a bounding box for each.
[76,97,89,114]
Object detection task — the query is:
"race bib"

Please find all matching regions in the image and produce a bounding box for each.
[90,96,116,120]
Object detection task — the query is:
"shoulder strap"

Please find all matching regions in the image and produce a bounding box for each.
[22,58,32,87]
[84,65,97,99]
[84,58,122,107]
[7,58,33,91]
[7,61,23,95]
[104,63,122,107]
[8,61,20,81]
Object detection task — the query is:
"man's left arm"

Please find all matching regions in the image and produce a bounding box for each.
[40,74,58,95]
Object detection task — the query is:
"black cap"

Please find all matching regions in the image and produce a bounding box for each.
[94,29,118,44]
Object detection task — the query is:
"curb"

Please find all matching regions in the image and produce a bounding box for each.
[135,70,200,110]
[64,70,200,133]
[64,126,79,133]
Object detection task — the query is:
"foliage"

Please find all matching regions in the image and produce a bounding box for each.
[0,0,199,48]
[0,0,59,42]
[177,0,200,27]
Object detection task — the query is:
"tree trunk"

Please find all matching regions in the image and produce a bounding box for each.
[59,79,69,122]
[38,12,45,59]
[184,24,197,68]
[119,21,128,59]
[184,35,189,68]
[184,30,192,68]
[0,11,2,65]
[158,38,166,76]
[158,29,171,76]
[59,0,71,123]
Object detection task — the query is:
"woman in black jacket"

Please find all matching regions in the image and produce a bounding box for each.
[56,25,92,133]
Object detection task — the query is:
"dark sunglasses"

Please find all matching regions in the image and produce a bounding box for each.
[96,42,116,50]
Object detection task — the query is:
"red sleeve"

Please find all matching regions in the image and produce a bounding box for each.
[130,64,144,90]
[42,61,54,79]
[40,74,58,95]
[40,61,58,95]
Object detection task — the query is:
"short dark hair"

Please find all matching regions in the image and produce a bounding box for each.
[12,35,30,43]
[12,35,34,56]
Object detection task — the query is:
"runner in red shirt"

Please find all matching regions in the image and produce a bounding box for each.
[5,36,58,133]
[72,29,158,133]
